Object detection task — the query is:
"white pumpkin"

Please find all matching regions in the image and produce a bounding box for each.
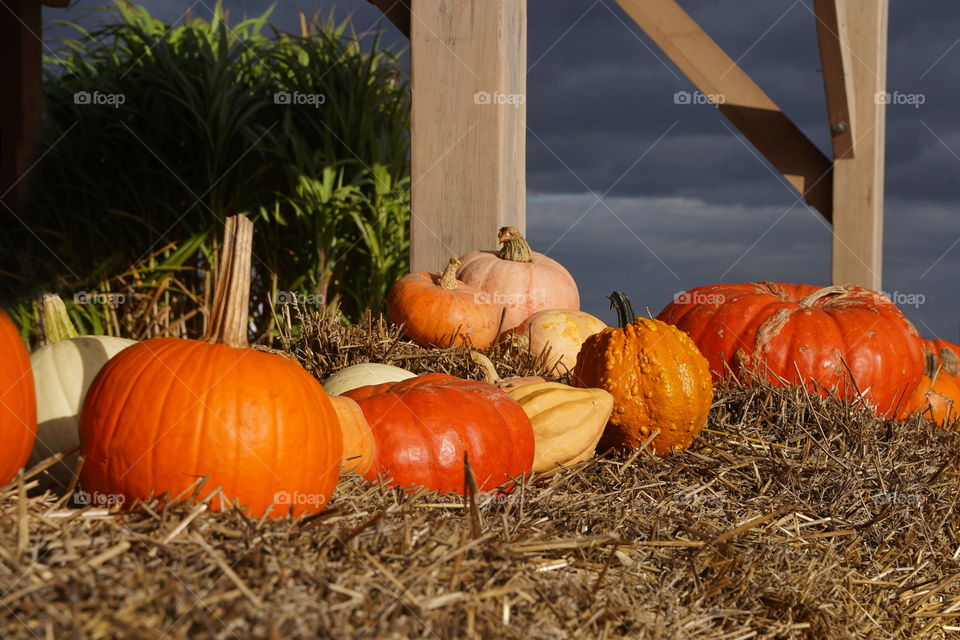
[323,362,416,396]
[28,295,136,488]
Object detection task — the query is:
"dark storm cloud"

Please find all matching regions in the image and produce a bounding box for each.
[48,0,960,207]
[526,192,960,341]
[43,0,960,339]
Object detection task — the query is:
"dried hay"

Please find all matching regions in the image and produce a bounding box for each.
[4,309,960,639]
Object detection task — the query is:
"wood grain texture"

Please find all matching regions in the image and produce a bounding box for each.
[409,0,526,273]
[815,0,856,159]
[615,0,833,220]
[831,0,887,290]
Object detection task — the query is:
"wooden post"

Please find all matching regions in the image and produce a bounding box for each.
[827,0,887,289]
[814,0,856,159]
[0,0,43,216]
[409,0,526,273]
[615,0,834,220]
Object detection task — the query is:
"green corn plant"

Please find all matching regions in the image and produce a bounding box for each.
[4,1,410,343]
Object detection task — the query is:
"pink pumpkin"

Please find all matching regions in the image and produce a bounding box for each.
[458,227,579,332]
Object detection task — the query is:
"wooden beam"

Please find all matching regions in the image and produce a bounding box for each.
[409,0,526,273]
[615,0,834,221]
[368,0,410,38]
[814,0,856,158]
[0,0,43,216]
[831,0,887,289]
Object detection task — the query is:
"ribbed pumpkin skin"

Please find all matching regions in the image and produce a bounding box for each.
[507,382,613,473]
[904,374,960,426]
[0,311,36,486]
[657,283,924,417]
[458,252,579,332]
[387,272,499,349]
[344,374,534,493]
[330,395,375,474]
[573,318,713,454]
[80,337,342,517]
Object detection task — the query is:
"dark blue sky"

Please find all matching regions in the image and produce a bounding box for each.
[43,0,960,341]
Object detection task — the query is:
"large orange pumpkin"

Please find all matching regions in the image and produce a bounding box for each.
[387,258,500,349]
[458,227,579,332]
[573,293,713,454]
[344,374,534,493]
[80,216,342,517]
[0,310,37,486]
[657,283,924,417]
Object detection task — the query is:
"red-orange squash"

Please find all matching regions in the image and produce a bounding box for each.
[80,216,342,517]
[657,283,924,417]
[458,227,579,332]
[0,310,37,486]
[344,374,534,493]
[387,258,500,349]
[574,293,712,454]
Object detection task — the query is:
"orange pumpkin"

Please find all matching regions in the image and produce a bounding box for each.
[573,293,713,454]
[515,309,606,373]
[458,227,579,332]
[657,283,924,417]
[0,310,36,486]
[387,258,500,349]
[80,216,342,517]
[903,353,960,426]
[331,395,375,474]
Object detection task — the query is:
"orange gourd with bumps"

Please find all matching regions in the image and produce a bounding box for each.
[573,293,712,454]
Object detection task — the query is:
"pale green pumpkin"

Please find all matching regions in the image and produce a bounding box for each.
[323,363,415,396]
[28,295,136,488]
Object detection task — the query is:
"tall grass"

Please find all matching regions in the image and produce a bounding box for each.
[4,1,410,343]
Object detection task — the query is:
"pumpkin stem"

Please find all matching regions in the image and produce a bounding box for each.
[470,350,501,384]
[497,227,533,263]
[798,285,854,307]
[608,291,636,328]
[924,350,940,379]
[437,257,462,291]
[40,294,79,343]
[203,214,253,348]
